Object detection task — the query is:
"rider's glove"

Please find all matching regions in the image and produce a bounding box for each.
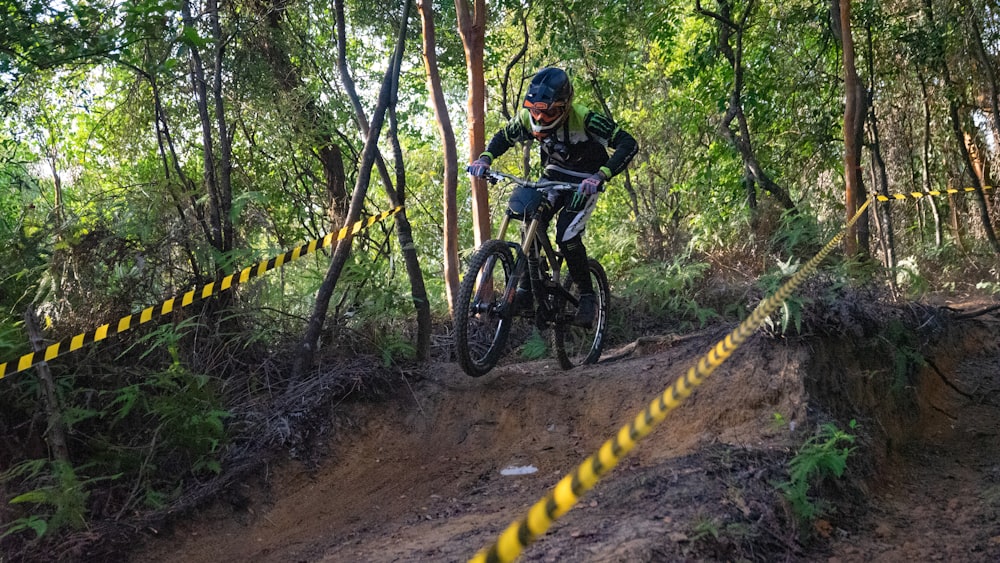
[468,156,492,178]
[579,171,607,196]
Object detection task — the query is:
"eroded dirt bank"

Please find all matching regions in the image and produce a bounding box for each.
[135,300,1000,562]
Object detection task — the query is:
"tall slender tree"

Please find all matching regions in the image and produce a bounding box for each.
[839,0,869,256]
[417,0,461,312]
[456,0,491,248]
[294,0,412,376]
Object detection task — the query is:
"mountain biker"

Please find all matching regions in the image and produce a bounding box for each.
[468,66,638,328]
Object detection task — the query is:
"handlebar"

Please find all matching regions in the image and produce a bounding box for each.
[466,167,586,192]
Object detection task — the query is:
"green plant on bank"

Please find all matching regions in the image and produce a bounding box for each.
[0,459,117,540]
[611,247,717,329]
[690,514,720,541]
[758,256,810,336]
[110,320,230,483]
[769,205,823,258]
[778,420,857,524]
[880,319,924,394]
[519,329,547,360]
[375,329,417,366]
[894,256,930,298]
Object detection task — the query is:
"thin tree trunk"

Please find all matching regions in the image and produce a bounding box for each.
[387,98,432,360]
[840,0,869,256]
[418,0,461,313]
[964,0,1000,153]
[949,100,1000,252]
[254,0,349,220]
[334,0,400,208]
[500,12,529,122]
[919,74,943,247]
[294,0,411,376]
[145,71,203,280]
[456,0,491,247]
[24,309,69,463]
[865,23,897,296]
[183,0,222,254]
[208,0,234,257]
[948,191,965,251]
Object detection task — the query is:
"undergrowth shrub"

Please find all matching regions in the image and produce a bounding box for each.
[778,420,857,525]
[609,247,717,336]
[0,459,94,541]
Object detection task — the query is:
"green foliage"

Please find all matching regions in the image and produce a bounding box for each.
[519,329,548,360]
[609,246,717,329]
[758,256,809,336]
[778,420,857,524]
[894,256,931,298]
[1,460,95,540]
[880,319,925,394]
[691,515,720,542]
[376,330,417,367]
[97,320,230,486]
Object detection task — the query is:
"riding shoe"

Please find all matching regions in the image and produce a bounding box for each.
[574,293,596,328]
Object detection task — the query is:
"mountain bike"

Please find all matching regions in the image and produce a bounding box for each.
[454,170,610,377]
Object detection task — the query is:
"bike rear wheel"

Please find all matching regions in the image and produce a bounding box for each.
[553,258,609,369]
[454,239,516,377]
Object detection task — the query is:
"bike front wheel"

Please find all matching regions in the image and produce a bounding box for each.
[454,239,516,377]
[553,258,609,369]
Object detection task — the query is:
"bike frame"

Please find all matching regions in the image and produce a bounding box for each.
[486,172,578,321]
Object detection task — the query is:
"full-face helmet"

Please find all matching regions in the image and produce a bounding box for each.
[523,67,573,138]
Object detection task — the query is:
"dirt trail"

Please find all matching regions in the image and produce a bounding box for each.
[135,304,1000,562]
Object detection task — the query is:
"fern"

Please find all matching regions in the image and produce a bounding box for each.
[778,420,857,524]
[520,329,547,359]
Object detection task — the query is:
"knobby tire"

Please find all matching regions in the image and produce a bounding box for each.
[454,240,515,377]
[553,259,609,369]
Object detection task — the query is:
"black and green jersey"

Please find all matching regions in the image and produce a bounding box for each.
[481,103,638,183]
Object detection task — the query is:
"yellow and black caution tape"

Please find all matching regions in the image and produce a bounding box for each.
[876,185,994,202]
[0,206,403,381]
[469,198,874,563]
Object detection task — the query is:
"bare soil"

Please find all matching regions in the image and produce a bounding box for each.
[133,298,1000,562]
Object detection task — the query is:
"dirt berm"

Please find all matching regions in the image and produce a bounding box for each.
[137,296,1000,562]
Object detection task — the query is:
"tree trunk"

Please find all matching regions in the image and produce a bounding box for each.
[208,0,234,258]
[840,0,869,256]
[948,191,965,251]
[387,102,432,360]
[964,0,1000,154]
[864,23,896,296]
[294,0,411,376]
[919,74,943,247]
[331,0,429,346]
[500,13,529,121]
[383,4,430,360]
[418,0,461,314]
[334,0,400,210]
[182,0,235,275]
[948,100,1000,253]
[147,72,204,281]
[24,309,70,463]
[456,0,491,247]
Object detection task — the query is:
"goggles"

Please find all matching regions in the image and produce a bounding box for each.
[524,101,566,124]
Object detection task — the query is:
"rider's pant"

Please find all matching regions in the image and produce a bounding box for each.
[549,192,598,295]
